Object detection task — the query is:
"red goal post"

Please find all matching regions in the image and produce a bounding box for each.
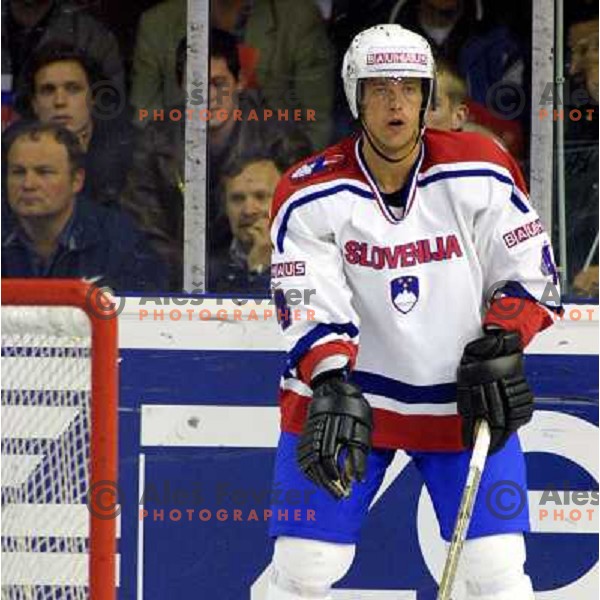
[1,279,118,600]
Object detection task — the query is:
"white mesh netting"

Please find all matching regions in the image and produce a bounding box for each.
[2,306,92,599]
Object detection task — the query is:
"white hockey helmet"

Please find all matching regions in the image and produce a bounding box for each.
[342,24,436,120]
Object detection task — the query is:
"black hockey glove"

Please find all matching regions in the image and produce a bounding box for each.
[297,372,372,500]
[457,330,534,454]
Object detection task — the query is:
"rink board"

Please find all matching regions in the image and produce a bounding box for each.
[2,298,597,598]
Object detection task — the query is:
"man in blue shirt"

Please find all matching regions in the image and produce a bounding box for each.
[3,121,167,292]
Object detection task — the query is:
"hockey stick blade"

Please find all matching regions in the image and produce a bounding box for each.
[437,420,491,600]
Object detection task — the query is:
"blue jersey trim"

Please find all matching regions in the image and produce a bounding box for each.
[418,169,530,214]
[287,322,359,369]
[510,192,529,213]
[276,184,374,252]
[351,370,456,404]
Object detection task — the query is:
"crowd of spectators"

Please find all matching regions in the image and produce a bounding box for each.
[563,4,599,297]
[1,0,597,297]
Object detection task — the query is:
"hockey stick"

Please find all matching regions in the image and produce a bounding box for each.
[436,420,491,600]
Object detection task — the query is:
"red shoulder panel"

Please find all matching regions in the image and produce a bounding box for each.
[270,136,361,223]
[422,129,528,196]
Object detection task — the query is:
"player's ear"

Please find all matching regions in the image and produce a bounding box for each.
[71,168,85,194]
[453,103,469,131]
[236,70,248,93]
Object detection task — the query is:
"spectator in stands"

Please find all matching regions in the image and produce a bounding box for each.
[2,122,167,291]
[426,59,468,130]
[130,0,333,149]
[129,0,186,117]
[333,0,525,111]
[209,151,283,293]
[572,258,599,297]
[121,32,312,289]
[2,0,124,93]
[568,9,599,107]
[563,7,599,296]
[10,42,134,206]
[121,37,187,290]
[424,59,506,147]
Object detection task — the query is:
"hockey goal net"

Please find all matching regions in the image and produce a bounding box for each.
[1,279,118,600]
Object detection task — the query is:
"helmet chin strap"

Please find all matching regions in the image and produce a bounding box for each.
[358,105,422,164]
[360,116,420,164]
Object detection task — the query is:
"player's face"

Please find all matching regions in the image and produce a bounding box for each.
[224,160,281,249]
[7,133,84,220]
[32,60,93,137]
[361,77,423,156]
[209,57,242,130]
[426,73,466,131]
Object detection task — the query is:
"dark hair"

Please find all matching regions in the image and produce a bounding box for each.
[221,149,282,182]
[176,37,187,88]
[210,28,241,81]
[15,41,104,117]
[566,0,598,26]
[5,121,86,173]
[216,129,311,219]
[221,127,313,182]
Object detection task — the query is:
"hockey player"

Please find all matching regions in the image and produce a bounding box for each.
[266,24,561,600]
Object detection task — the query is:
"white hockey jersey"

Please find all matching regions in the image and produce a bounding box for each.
[269,130,560,451]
